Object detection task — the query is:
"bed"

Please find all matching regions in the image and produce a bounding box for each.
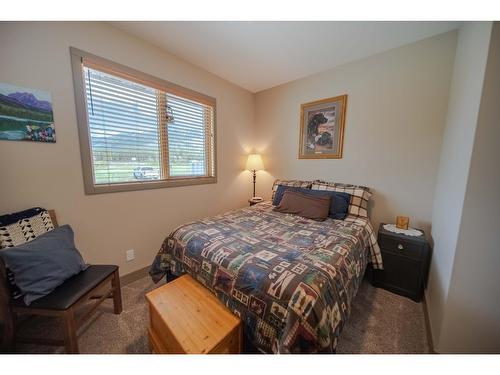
[150,197,382,354]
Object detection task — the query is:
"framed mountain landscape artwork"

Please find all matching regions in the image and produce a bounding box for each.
[0,82,55,143]
[299,95,347,159]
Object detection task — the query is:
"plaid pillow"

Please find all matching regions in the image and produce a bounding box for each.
[271,179,312,200]
[311,181,372,218]
[0,207,55,300]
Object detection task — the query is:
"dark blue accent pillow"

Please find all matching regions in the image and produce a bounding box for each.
[272,185,309,206]
[324,191,351,220]
[0,225,88,305]
[272,185,350,220]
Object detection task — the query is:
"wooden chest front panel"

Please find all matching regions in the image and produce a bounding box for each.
[148,327,165,354]
[210,325,242,354]
[149,303,185,353]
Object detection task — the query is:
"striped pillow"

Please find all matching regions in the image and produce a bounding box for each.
[271,179,312,200]
[311,181,372,218]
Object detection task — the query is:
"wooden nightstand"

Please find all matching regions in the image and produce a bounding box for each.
[373,223,431,302]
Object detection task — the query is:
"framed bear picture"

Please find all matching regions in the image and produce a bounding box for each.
[299,95,347,159]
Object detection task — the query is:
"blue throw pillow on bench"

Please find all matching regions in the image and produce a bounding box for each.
[272,185,351,220]
[0,225,88,305]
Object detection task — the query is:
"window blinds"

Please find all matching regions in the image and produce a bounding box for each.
[167,94,214,177]
[83,65,215,186]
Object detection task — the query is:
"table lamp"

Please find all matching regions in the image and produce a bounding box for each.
[246,154,264,198]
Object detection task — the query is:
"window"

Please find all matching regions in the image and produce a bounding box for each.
[70,48,216,194]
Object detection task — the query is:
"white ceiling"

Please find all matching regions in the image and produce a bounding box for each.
[113,21,461,93]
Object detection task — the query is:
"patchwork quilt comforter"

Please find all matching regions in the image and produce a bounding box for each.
[149,201,383,353]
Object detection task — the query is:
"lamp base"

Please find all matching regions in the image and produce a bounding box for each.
[248,196,263,206]
[249,196,263,203]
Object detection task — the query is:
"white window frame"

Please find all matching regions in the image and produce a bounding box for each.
[70,47,217,195]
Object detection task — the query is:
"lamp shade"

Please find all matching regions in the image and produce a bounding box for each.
[246,154,264,171]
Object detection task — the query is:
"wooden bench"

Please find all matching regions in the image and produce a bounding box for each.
[146,274,241,354]
[0,209,122,353]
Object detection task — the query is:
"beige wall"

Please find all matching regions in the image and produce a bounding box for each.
[254,32,457,234]
[433,22,500,353]
[425,22,493,352]
[0,22,255,276]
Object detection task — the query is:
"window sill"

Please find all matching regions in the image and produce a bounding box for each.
[84,176,217,195]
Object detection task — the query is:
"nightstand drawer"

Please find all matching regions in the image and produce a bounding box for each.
[378,235,422,260]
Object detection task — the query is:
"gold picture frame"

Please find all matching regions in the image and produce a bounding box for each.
[299,95,347,159]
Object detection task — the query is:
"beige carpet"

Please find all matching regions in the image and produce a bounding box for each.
[5,276,429,354]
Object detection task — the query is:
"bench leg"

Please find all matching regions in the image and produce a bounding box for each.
[1,306,15,352]
[63,309,79,354]
[111,269,123,314]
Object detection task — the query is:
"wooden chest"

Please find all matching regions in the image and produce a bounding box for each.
[146,274,242,354]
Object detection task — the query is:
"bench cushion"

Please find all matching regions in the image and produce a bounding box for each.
[11,265,117,310]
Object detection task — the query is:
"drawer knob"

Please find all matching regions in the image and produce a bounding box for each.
[397,244,404,250]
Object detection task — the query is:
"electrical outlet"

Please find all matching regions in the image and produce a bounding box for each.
[126,249,135,262]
